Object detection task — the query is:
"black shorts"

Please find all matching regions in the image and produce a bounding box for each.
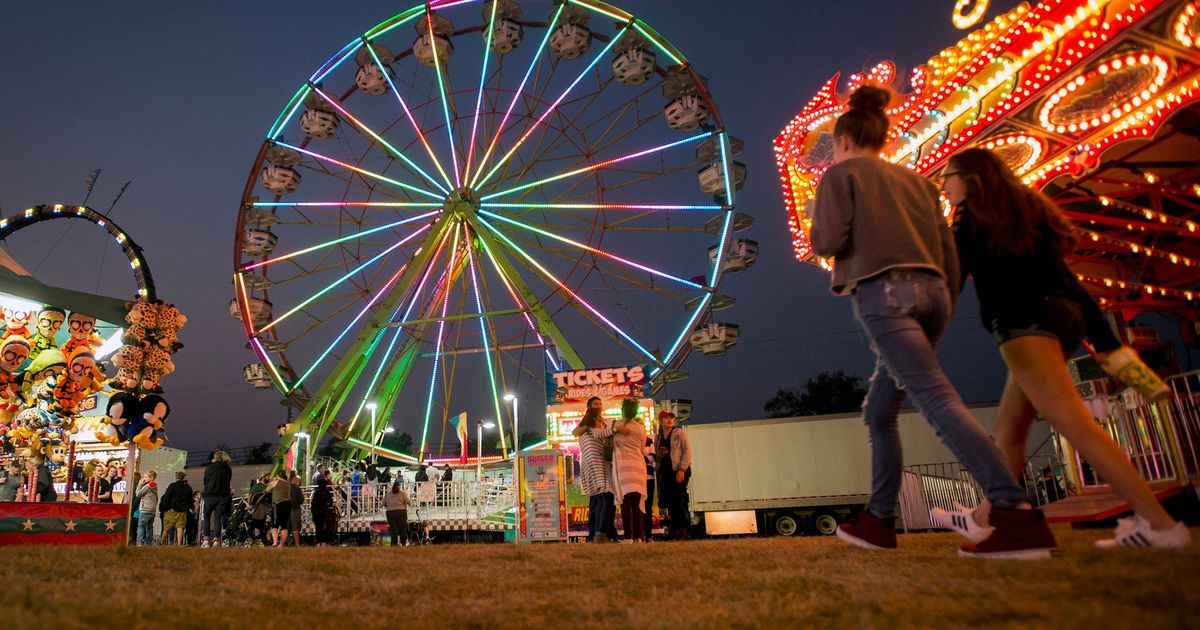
[274,501,291,527]
[990,296,1084,352]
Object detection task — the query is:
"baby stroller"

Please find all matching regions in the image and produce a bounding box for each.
[221,497,254,547]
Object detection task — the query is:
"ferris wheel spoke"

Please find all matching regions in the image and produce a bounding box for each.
[311,86,450,196]
[425,11,462,188]
[477,210,705,290]
[466,241,507,455]
[258,223,434,334]
[276,141,442,201]
[365,42,456,192]
[420,223,464,458]
[477,215,662,367]
[508,234,694,304]
[241,212,438,272]
[469,4,566,190]
[474,23,630,192]
[481,130,713,202]
[462,0,500,186]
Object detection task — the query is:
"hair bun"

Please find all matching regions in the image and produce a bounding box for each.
[848,85,891,113]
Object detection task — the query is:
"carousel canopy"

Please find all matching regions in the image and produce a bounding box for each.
[775,0,1200,320]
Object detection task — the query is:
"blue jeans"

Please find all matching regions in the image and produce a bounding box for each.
[588,492,614,540]
[137,513,155,546]
[852,271,1027,517]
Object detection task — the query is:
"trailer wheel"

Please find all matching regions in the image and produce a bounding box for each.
[771,513,800,537]
[809,510,840,536]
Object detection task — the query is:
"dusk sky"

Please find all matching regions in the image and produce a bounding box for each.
[0,0,1061,456]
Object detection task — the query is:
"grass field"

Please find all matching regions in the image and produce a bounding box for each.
[2,526,1196,628]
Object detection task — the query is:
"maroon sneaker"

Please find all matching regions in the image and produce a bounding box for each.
[836,510,897,550]
[958,507,1057,560]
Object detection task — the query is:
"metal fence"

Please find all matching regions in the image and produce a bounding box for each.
[899,372,1200,530]
[294,479,515,529]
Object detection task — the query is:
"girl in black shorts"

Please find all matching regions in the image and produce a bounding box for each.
[932,147,1189,550]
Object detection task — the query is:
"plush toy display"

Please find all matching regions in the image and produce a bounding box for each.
[152,302,186,351]
[20,348,67,405]
[54,347,105,413]
[95,391,137,446]
[129,394,168,449]
[110,344,144,391]
[139,346,175,393]
[0,335,31,411]
[1,307,34,344]
[122,300,156,348]
[30,307,65,355]
[61,312,102,357]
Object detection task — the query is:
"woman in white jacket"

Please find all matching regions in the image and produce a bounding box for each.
[612,398,648,542]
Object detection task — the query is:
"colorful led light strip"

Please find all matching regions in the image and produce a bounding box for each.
[631,20,684,67]
[480,131,714,201]
[479,202,723,211]
[463,0,499,186]
[478,210,703,289]
[475,237,560,371]
[250,337,289,390]
[477,216,659,364]
[363,6,426,39]
[655,292,712,379]
[420,224,462,459]
[274,141,443,201]
[367,41,455,191]
[427,11,462,189]
[467,241,507,457]
[312,86,450,196]
[310,39,364,85]
[257,223,432,334]
[468,4,565,190]
[242,211,438,271]
[268,85,312,140]
[252,202,442,208]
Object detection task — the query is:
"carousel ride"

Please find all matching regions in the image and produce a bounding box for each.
[776,0,1199,322]
[0,203,185,486]
[233,0,752,469]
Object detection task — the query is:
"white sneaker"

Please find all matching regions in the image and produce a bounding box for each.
[929,503,995,543]
[1095,516,1192,549]
[200,540,210,548]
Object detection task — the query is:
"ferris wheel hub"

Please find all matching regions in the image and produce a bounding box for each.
[442,187,481,221]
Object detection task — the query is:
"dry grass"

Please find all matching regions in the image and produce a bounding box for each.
[2,526,1197,629]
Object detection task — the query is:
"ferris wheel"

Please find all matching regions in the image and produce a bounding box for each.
[232,0,753,462]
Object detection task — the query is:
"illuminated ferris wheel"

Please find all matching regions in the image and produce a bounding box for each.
[232,0,753,461]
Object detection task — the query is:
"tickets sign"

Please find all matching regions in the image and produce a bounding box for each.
[546,365,646,405]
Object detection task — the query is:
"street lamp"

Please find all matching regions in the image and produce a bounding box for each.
[366,402,378,465]
[295,432,311,484]
[477,420,496,480]
[504,393,519,453]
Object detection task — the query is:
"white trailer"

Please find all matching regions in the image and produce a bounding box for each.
[688,405,1047,536]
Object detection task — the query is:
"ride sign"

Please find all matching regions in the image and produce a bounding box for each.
[546,366,646,405]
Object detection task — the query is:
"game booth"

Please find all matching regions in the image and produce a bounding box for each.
[0,204,186,545]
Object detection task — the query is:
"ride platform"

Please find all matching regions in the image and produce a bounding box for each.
[1042,483,1197,524]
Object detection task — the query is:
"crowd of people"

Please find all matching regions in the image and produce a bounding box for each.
[810,84,1192,556]
[574,395,692,543]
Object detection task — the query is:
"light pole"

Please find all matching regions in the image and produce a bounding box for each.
[295,432,310,484]
[504,393,519,453]
[477,420,495,480]
[366,402,378,465]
